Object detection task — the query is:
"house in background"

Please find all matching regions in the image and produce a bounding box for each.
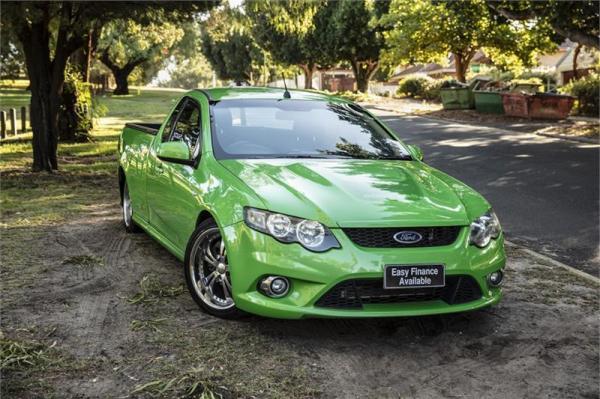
[534,40,598,85]
[373,50,493,95]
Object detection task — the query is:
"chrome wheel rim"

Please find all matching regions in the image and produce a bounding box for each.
[123,184,133,227]
[189,227,234,310]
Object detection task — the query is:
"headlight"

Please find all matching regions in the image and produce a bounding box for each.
[469,210,501,248]
[244,207,340,252]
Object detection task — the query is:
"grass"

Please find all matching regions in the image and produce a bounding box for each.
[127,273,185,305]
[0,86,183,230]
[0,329,80,397]
[62,254,104,269]
[0,335,56,371]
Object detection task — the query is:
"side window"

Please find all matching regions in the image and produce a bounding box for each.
[170,99,201,152]
[162,99,185,142]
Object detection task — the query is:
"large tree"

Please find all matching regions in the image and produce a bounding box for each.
[200,6,265,84]
[1,1,215,172]
[245,0,332,89]
[322,0,391,92]
[382,0,555,82]
[98,19,184,95]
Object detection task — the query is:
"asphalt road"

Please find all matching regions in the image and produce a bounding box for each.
[373,110,599,277]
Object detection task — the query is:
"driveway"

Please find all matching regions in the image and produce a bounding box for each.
[373,110,599,276]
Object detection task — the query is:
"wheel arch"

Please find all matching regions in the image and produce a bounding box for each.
[196,209,216,227]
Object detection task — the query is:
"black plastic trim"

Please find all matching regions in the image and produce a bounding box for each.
[125,122,160,135]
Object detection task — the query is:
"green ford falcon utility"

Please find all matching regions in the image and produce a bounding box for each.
[118,87,505,319]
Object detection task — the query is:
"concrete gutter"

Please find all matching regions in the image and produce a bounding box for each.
[505,240,600,285]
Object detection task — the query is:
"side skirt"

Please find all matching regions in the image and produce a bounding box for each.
[132,215,185,262]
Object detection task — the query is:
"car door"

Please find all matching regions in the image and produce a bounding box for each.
[147,97,203,250]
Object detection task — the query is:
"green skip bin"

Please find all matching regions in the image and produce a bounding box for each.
[473,90,505,114]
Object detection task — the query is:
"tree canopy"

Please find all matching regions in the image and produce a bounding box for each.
[98,18,184,94]
[245,0,331,89]
[200,6,265,84]
[382,0,556,82]
[488,0,599,49]
[1,1,215,171]
[323,0,391,92]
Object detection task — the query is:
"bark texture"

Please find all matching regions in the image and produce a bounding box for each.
[15,3,83,171]
[100,52,146,95]
[351,59,378,93]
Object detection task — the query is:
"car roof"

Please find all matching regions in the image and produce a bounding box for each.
[193,87,347,103]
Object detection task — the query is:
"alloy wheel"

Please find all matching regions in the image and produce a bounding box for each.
[188,227,235,310]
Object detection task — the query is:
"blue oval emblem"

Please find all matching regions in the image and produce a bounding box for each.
[393,231,423,244]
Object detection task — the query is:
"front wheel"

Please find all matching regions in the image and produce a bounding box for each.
[184,219,244,319]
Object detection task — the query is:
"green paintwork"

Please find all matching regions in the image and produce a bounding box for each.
[157,141,191,161]
[440,87,474,110]
[119,87,505,319]
[473,91,505,114]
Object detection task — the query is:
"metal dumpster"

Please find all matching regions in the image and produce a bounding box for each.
[501,92,575,119]
[529,93,575,119]
[501,92,529,118]
[474,91,504,114]
[440,87,473,110]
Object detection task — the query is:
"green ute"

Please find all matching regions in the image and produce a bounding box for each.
[118,87,505,319]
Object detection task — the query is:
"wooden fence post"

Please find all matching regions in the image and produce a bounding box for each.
[20,106,27,133]
[0,111,6,139]
[9,108,17,135]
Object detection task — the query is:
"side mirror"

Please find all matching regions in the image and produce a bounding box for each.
[407,144,424,161]
[157,141,193,165]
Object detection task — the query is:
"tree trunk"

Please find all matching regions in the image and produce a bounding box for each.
[19,10,56,171]
[300,63,316,90]
[351,59,379,93]
[572,43,582,80]
[16,2,84,171]
[454,54,467,83]
[113,69,130,95]
[453,51,475,83]
[100,52,146,96]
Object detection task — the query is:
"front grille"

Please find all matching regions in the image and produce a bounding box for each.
[315,275,482,309]
[342,226,461,248]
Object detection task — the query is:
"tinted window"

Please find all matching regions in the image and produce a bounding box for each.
[162,99,185,142]
[211,99,410,160]
[171,99,201,152]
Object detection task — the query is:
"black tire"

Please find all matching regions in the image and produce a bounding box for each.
[121,181,142,233]
[184,219,244,319]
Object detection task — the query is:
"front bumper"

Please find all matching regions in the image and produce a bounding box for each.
[223,222,505,319]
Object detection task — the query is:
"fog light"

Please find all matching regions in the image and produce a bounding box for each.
[259,276,290,298]
[488,270,504,287]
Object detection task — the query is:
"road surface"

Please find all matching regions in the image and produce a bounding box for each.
[373,110,599,276]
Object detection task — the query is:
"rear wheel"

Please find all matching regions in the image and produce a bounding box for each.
[122,182,141,233]
[184,219,243,319]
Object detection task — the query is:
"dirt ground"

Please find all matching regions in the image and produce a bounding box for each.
[2,197,599,398]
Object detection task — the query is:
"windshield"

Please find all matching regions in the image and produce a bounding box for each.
[211,99,411,160]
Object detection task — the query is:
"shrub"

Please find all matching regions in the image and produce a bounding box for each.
[396,75,433,98]
[334,90,371,102]
[518,71,557,86]
[422,79,453,101]
[562,73,600,117]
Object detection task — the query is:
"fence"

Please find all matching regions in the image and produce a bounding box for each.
[0,105,92,139]
[0,106,30,139]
